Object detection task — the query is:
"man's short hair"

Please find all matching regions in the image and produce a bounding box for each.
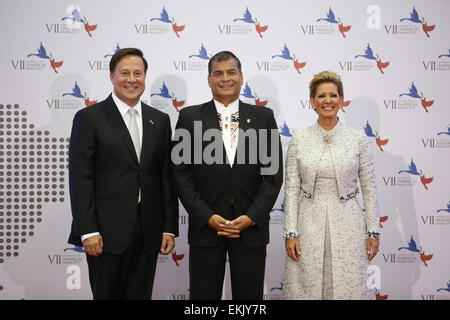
[208,51,242,75]
[109,48,148,74]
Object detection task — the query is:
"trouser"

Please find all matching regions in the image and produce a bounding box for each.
[189,237,266,300]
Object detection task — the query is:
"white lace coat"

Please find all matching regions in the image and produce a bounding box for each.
[283,122,380,299]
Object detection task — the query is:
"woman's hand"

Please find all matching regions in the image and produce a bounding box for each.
[366,238,380,261]
[285,238,301,262]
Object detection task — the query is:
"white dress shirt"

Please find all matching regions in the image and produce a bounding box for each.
[214,99,239,167]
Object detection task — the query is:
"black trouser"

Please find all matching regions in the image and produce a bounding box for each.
[189,237,266,300]
[86,206,158,300]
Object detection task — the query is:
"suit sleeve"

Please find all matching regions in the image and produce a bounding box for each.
[172,109,214,229]
[68,110,99,239]
[358,131,380,235]
[162,115,179,236]
[246,109,283,226]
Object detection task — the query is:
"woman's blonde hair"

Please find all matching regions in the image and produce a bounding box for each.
[309,71,344,98]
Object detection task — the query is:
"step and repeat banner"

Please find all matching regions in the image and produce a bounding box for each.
[0,0,449,300]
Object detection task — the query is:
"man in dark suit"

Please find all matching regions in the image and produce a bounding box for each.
[68,48,178,299]
[172,51,283,299]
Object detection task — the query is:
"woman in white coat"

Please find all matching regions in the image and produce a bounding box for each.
[282,71,380,300]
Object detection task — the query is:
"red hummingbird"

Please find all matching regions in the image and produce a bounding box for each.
[338,23,351,38]
[255,97,268,107]
[340,100,350,113]
[172,251,185,266]
[50,57,63,74]
[422,22,435,38]
[376,136,389,151]
[293,59,306,74]
[379,216,388,228]
[420,174,433,190]
[84,21,97,37]
[420,97,434,113]
[376,292,388,300]
[172,22,185,38]
[420,251,433,267]
[255,23,268,38]
[84,97,98,107]
[172,97,185,112]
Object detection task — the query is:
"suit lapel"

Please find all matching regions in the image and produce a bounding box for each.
[104,95,139,164]
[232,101,254,166]
[140,103,154,167]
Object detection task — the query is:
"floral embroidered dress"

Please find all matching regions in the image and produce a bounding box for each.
[282,121,379,300]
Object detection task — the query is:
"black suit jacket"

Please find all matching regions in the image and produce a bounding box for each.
[173,100,283,248]
[68,94,179,254]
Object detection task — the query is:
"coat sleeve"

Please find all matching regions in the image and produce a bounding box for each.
[68,110,99,238]
[162,115,179,236]
[358,131,380,235]
[245,108,283,227]
[172,109,214,230]
[283,130,301,237]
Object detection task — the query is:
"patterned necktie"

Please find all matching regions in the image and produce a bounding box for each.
[128,108,140,162]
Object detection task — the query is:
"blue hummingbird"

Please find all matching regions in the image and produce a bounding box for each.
[188,44,210,60]
[272,44,294,60]
[62,82,86,99]
[437,281,450,292]
[104,43,121,58]
[316,7,339,24]
[398,159,421,175]
[150,82,172,99]
[270,282,283,291]
[241,83,255,99]
[400,7,422,23]
[271,200,285,212]
[364,121,376,138]
[355,43,377,60]
[399,82,421,99]
[150,6,173,24]
[64,246,85,253]
[438,50,450,58]
[437,201,450,213]
[437,127,450,136]
[27,42,51,59]
[61,7,85,23]
[280,122,292,137]
[233,7,256,24]
[398,236,421,253]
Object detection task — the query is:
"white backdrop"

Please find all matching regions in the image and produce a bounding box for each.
[0,0,449,300]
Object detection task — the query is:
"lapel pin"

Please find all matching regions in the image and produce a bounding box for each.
[149,120,154,125]
[247,118,251,123]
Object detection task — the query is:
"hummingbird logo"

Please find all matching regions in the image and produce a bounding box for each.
[316,7,352,38]
[363,121,389,151]
[399,82,434,113]
[151,82,185,112]
[272,44,307,75]
[355,43,389,74]
[233,7,269,38]
[150,6,185,38]
[400,6,435,38]
[27,42,63,74]
[398,235,433,267]
[171,251,185,266]
[398,158,433,190]
[240,83,268,106]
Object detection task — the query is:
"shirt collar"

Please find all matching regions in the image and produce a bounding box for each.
[214,98,239,115]
[112,92,142,117]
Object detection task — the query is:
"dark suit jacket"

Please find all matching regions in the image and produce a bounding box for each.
[68,94,179,254]
[173,100,283,248]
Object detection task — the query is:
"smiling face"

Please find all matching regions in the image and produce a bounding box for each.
[208,58,243,106]
[310,82,342,122]
[110,54,146,107]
